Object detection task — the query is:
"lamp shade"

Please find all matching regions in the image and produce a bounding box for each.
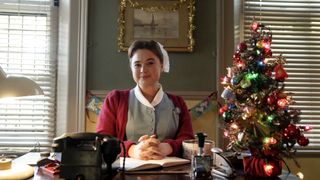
[0,67,44,99]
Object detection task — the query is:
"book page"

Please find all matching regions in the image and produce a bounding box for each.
[148,157,190,167]
[119,158,161,171]
[113,157,190,171]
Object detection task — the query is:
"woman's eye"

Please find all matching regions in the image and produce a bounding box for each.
[134,64,141,68]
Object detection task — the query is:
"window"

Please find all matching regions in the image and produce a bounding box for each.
[0,0,57,154]
[240,0,320,153]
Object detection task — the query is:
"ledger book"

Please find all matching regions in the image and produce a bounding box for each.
[113,157,190,171]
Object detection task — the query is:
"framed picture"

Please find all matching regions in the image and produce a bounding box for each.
[118,0,195,52]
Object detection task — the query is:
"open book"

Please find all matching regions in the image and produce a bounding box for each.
[112,157,190,171]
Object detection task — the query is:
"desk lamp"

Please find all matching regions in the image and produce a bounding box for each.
[0,66,43,179]
[0,66,44,98]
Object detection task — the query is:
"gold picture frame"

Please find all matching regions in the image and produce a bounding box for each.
[118,0,195,52]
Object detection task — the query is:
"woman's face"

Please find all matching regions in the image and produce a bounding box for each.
[130,49,163,89]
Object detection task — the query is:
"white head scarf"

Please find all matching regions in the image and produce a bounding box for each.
[157,42,170,73]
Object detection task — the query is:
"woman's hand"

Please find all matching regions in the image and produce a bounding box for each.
[128,135,172,160]
[158,142,173,156]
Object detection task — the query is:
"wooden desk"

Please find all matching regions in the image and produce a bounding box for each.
[12,153,298,180]
[32,167,190,180]
[31,164,299,180]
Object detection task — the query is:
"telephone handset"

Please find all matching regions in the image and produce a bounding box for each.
[52,132,121,180]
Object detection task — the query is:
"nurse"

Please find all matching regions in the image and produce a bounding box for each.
[97,40,194,160]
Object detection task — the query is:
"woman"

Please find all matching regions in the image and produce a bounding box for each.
[96,40,194,160]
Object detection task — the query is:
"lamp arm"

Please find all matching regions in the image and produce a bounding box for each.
[0,67,7,81]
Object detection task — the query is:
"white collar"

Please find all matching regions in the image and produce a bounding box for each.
[134,85,164,110]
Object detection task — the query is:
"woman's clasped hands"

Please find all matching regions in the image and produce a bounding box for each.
[128,135,172,160]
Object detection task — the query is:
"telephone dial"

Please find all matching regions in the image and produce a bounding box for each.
[52,132,121,180]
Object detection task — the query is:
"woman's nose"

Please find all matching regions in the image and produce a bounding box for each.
[140,64,147,72]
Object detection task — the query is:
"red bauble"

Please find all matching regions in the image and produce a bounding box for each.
[274,64,288,81]
[297,136,309,146]
[284,124,300,138]
[237,42,247,52]
[267,95,276,105]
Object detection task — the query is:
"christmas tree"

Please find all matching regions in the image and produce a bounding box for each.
[219,21,310,177]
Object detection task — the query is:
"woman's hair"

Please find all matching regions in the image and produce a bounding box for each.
[128,40,163,64]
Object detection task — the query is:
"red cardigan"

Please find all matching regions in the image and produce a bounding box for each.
[96,89,194,157]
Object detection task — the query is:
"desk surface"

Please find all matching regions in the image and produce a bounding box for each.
[15,153,298,180]
[30,164,299,180]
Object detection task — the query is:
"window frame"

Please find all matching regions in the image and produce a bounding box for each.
[55,0,88,136]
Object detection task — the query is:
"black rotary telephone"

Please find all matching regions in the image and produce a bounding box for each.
[52,132,121,180]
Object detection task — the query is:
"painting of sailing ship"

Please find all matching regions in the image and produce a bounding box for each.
[118,0,195,52]
[133,9,179,39]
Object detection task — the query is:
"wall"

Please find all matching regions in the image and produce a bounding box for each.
[86,0,217,92]
[284,157,320,180]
